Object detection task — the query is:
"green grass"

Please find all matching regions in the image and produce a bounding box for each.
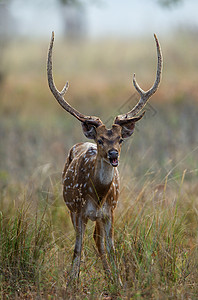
[0,171,197,298]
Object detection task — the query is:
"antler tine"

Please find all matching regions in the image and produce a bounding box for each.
[60,81,69,96]
[47,31,103,127]
[114,34,162,123]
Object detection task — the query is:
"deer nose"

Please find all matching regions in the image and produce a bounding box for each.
[108,149,118,159]
[108,149,119,167]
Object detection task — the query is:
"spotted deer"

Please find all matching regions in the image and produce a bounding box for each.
[47,32,162,283]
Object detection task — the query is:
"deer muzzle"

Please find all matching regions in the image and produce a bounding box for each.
[108,149,119,167]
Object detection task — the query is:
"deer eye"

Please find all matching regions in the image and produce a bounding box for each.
[98,139,103,145]
[119,138,124,144]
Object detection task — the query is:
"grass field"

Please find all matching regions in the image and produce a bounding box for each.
[0,32,197,299]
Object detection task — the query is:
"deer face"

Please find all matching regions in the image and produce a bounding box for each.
[95,125,123,167]
[81,121,139,167]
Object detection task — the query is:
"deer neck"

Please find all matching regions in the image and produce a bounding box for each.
[93,156,114,195]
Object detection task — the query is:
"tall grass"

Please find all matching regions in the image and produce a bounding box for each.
[0,171,197,298]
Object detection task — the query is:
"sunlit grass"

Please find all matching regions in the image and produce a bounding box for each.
[0,171,197,298]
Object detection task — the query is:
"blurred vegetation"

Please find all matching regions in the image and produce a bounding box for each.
[0,32,198,183]
[0,31,197,298]
[157,0,183,7]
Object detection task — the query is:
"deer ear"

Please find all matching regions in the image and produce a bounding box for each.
[121,121,135,139]
[81,122,97,140]
[119,112,145,139]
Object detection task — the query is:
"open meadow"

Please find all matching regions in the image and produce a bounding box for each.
[0,32,197,299]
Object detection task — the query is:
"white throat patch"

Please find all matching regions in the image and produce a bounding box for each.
[97,158,114,186]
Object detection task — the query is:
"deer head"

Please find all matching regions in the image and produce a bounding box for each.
[47,32,162,168]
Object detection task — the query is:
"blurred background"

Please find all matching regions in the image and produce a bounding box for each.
[0,0,198,193]
[1,2,198,296]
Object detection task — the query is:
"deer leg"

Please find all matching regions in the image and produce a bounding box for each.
[93,220,111,278]
[70,212,88,280]
[103,214,115,256]
[70,211,77,230]
[103,214,122,286]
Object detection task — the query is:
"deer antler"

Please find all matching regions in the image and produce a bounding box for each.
[47,31,103,127]
[114,34,162,125]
